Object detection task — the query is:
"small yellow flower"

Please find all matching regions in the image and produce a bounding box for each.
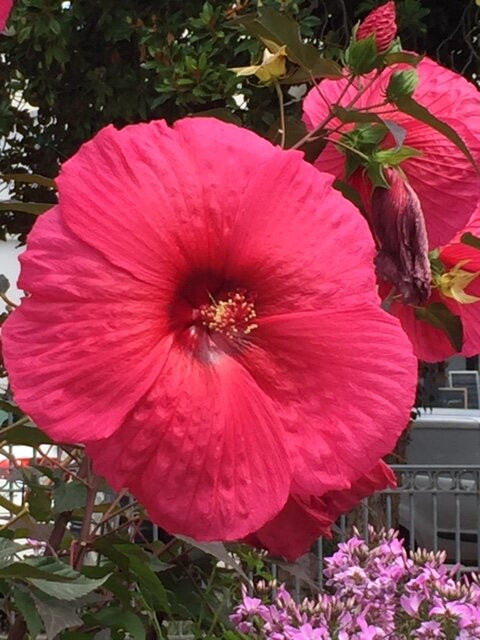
[230,46,288,84]
[435,260,480,304]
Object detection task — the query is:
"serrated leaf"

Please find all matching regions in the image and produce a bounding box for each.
[415,302,463,351]
[11,587,43,639]
[394,95,479,172]
[373,146,422,165]
[53,482,87,514]
[32,592,82,640]
[0,173,56,188]
[460,232,480,250]
[0,201,52,215]
[177,536,247,580]
[26,559,110,601]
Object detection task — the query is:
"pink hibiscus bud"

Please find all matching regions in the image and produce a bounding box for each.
[372,169,432,305]
[356,1,397,53]
[0,0,14,31]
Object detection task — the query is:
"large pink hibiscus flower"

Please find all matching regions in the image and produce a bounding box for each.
[388,204,480,362]
[2,118,416,542]
[303,56,480,250]
[0,0,13,30]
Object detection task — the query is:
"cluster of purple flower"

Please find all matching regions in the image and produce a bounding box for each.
[230,528,480,639]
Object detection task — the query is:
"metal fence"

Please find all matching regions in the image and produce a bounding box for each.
[1,462,479,637]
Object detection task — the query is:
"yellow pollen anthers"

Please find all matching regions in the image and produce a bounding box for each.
[435,261,480,304]
[199,290,258,338]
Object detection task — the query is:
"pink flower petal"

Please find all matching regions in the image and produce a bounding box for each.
[0,0,13,30]
[2,208,169,442]
[56,119,275,289]
[247,461,395,561]
[388,297,455,362]
[88,348,290,540]
[238,307,416,494]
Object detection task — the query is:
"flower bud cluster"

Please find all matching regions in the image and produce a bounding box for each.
[230,527,480,639]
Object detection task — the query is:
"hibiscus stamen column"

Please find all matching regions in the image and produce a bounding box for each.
[198,290,258,338]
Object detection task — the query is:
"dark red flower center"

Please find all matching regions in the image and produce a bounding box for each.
[172,276,258,354]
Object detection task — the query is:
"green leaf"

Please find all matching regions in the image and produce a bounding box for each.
[0,562,73,582]
[94,540,170,613]
[89,607,146,640]
[394,95,479,172]
[345,34,379,75]
[383,51,422,67]
[0,495,22,516]
[1,425,54,446]
[235,8,341,79]
[26,559,110,601]
[111,544,170,613]
[333,106,384,125]
[0,400,24,419]
[32,592,82,640]
[53,482,87,514]
[0,274,10,294]
[0,173,56,189]
[373,146,422,165]
[11,587,43,639]
[333,107,407,149]
[0,538,25,562]
[0,201,53,215]
[415,302,463,351]
[27,487,52,522]
[333,179,365,211]
[177,536,248,580]
[460,232,480,250]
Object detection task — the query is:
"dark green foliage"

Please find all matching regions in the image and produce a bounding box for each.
[1,0,476,240]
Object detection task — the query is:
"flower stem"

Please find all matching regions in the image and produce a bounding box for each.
[274,80,286,148]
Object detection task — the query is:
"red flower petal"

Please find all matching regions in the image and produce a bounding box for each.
[248,461,396,561]
[0,0,13,30]
[388,296,456,363]
[88,349,290,540]
[2,208,167,441]
[238,307,416,494]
